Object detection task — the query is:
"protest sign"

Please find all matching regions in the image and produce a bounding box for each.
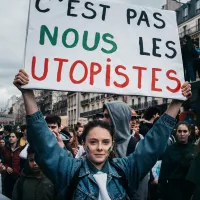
[23,0,185,99]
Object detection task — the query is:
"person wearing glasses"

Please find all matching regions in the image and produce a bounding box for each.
[159,121,196,200]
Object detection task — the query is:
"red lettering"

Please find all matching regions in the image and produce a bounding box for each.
[31,56,48,81]
[166,69,181,93]
[132,66,147,89]
[69,60,88,84]
[54,58,68,82]
[114,65,129,88]
[106,58,111,86]
[152,68,162,92]
[90,62,102,85]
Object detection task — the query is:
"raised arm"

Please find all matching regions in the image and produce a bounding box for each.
[13,69,81,193]
[114,82,191,193]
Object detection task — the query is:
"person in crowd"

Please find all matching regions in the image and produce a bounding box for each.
[158,121,196,200]
[60,128,78,157]
[0,139,5,149]
[0,124,4,135]
[0,139,6,159]
[186,139,200,200]
[0,139,5,194]
[190,125,200,144]
[19,125,27,147]
[12,145,55,200]
[13,69,191,199]
[130,109,143,141]
[181,35,197,82]
[0,132,21,198]
[75,124,84,145]
[45,114,73,157]
[139,107,160,137]
[193,40,200,79]
[3,125,13,144]
[195,125,200,140]
[68,129,79,156]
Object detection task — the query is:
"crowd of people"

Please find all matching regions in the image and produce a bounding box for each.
[181,35,200,82]
[0,69,199,200]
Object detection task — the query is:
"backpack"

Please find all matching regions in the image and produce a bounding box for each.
[126,136,138,156]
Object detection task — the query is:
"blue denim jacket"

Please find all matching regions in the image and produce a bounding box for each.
[26,111,176,200]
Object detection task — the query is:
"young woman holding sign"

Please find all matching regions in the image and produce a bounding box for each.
[13,69,191,200]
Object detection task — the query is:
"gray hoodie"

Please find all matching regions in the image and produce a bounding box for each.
[103,101,132,157]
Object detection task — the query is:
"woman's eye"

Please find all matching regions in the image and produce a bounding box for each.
[90,141,97,145]
[103,141,109,145]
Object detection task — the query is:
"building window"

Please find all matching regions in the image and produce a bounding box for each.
[198,18,200,31]
[183,25,187,35]
[196,0,200,11]
[183,7,188,18]
[138,98,141,105]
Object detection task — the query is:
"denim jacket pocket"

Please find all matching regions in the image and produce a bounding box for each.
[73,186,97,200]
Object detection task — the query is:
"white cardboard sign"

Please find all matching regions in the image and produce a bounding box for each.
[23,0,185,99]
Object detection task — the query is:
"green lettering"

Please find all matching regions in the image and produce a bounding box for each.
[39,25,58,46]
[62,28,79,48]
[101,33,117,54]
[82,31,100,51]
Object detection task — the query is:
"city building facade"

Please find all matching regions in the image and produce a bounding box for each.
[162,0,183,11]
[177,0,200,43]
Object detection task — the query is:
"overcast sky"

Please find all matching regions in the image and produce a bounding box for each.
[0,0,187,109]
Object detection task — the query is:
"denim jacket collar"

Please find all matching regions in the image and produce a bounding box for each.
[79,158,121,179]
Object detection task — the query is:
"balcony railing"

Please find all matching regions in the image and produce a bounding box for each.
[101,94,106,99]
[80,108,103,118]
[96,95,100,101]
[91,97,96,102]
[81,99,89,106]
[132,100,158,111]
[179,25,200,38]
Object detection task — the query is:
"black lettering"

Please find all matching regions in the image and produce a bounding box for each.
[35,0,50,13]
[67,0,80,17]
[127,9,137,25]
[82,2,96,19]
[165,41,177,59]
[153,38,162,57]
[137,11,150,27]
[99,4,110,21]
[153,13,166,29]
[139,37,150,56]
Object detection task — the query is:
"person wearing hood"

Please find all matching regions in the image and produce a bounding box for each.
[103,102,150,200]
[12,145,55,200]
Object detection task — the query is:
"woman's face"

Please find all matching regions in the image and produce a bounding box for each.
[195,126,199,136]
[176,124,190,144]
[69,132,74,144]
[83,127,113,169]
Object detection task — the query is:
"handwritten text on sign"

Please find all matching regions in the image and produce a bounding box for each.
[24,0,185,99]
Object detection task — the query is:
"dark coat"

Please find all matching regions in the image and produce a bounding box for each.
[12,162,55,200]
[186,152,200,200]
[159,142,196,200]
